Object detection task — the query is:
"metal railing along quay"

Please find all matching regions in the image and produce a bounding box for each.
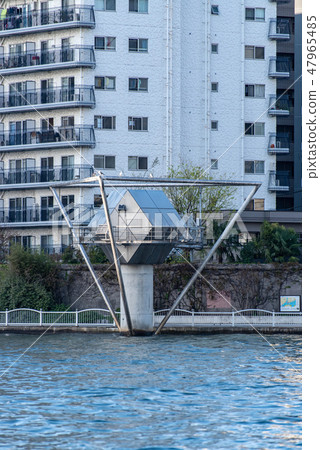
[0,308,302,329]
[0,165,93,185]
[154,309,302,328]
[0,5,95,35]
[0,309,118,327]
[0,86,95,113]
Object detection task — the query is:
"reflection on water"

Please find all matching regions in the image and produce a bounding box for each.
[0,334,301,449]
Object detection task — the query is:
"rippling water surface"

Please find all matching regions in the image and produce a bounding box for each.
[0,333,301,449]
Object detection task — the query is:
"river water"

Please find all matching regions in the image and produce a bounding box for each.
[0,333,301,449]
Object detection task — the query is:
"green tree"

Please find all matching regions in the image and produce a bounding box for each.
[164,162,235,218]
[239,222,301,263]
[0,245,63,310]
[211,220,241,263]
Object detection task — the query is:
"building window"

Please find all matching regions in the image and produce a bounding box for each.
[245,160,265,174]
[129,78,148,91]
[211,43,218,53]
[94,116,116,129]
[95,0,116,11]
[245,84,265,98]
[94,194,103,207]
[128,117,148,131]
[94,155,116,169]
[95,36,116,51]
[211,121,218,130]
[211,82,219,92]
[129,0,148,13]
[95,76,116,90]
[129,38,148,52]
[245,46,265,60]
[128,156,148,170]
[211,159,218,170]
[245,122,265,136]
[211,5,219,15]
[245,8,265,21]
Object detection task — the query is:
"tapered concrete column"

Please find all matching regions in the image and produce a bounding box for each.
[120,265,154,334]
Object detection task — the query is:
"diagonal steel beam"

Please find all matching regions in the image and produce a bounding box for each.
[50,187,121,331]
[154,185,259,335]
[97,175,133,336]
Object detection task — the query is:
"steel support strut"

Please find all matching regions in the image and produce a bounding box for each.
[154,185,259,335]
[97,175,133,336]
[50,187,121,331]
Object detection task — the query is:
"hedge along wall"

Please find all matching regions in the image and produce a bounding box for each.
[58,263,302,313]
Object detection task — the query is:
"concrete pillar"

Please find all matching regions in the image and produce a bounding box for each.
[120,265,154,334]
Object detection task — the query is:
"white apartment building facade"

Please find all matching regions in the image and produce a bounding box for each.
[0,0,291,252]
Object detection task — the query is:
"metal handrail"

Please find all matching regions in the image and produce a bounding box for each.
[0,5,95,32]
[0,164,93,184]
[0,125,95,147]
[0,46,95,70]
[0,86,95,109]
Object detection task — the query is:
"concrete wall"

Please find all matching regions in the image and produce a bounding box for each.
[58,263,302,313]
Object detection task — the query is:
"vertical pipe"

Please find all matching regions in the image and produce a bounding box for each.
[50,187,121,331]
[97,176,133,335]
[154,185,259,335]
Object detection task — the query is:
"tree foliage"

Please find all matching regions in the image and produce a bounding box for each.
[164,163,235,217]
[239,222,301,263]
[0,245,62,310]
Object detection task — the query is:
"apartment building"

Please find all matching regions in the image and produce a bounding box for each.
[274,0,302,211]
[0,0,290,252]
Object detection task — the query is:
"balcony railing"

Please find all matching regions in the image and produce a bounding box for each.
[0,204,96,225]
[268,170,290,192]
[0,86,95,113]
[0,125,95,151]
[268,18,290,40]
[268,95,290,116]
[0,46,95,75]
[268,57,290,78]
[268,134,290,154]
[0,165,93,185]
[0,6,95,36]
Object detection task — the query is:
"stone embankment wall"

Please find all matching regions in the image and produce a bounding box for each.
[58,263,302,312]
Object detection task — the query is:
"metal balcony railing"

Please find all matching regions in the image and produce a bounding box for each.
[268,18,290,40]
[0,204,96,224]
[268,57,290,78]
[0,46,95,75]
[0,125,95,151]
[0,6,95,36]
[0,165,93,185]
[268,95,290,116]
[268,170,290,192]
[268,134,290,154]
[0,86,95,113]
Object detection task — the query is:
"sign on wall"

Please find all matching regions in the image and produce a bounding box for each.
[280,295,301,312]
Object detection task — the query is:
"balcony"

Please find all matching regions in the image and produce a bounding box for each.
[0,6,95,37]
[268,170,290,192]
[0,165,93,187]
[0,204,96,226]
[268,134,290,154]
[268,57,290,78]
[0,125,95,152]
[268,19,290,40]
[268,95,290,116]
[0,86,95,114]
[0,46,95,76]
